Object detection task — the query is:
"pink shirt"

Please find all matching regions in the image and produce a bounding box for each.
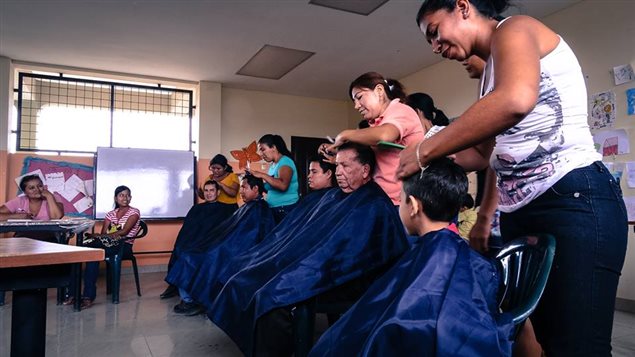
[104,207,141,244]
[3,195,57,220]
[370,99,424,205]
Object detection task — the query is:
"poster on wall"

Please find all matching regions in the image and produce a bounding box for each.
[589,91,617,129]
[18,157,94,218]
[613,64,635,86]
[592,129,630,156]
[627,88,635,116]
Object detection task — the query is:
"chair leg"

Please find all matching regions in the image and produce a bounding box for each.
[106,263,112,295]
[130,256,141,296]
[111,255,122,304]
[293,299,317,357]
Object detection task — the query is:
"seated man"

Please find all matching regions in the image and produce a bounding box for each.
[208,143,410,356]
[167,174,276,315]
[160,180,237,299]
[184,156,338,308]
[309,158,514,356]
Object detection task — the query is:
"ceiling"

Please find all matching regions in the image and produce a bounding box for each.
[0,0,582,100]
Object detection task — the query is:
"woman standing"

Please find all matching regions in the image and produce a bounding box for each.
[0,174,64,221]
[251,134,299,222]
[202,154,240,209]
[406,92,449,136]
[398,1,627,355]
[321,72,424,205]
[77,185,141,309]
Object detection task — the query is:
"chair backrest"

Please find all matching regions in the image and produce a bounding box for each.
[134,220,148,239]
[495,234,555,325]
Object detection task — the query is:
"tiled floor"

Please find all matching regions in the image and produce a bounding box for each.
[1,271,635,356]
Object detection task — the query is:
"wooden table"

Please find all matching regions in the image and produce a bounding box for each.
[0,238,104,357]
[0,219,95,309]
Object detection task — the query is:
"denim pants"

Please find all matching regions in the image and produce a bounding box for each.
[81,243,134,300]
[270,202,298,224]
[500,161,628,356]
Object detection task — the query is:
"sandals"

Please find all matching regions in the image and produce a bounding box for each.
[80,298,94,309]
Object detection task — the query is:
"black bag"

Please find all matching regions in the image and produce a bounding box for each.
[83,234,122,256]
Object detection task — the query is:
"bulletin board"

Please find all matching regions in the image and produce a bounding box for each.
[18,156,94,218]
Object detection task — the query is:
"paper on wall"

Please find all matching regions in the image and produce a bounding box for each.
[622,196,635,222]
[592,129,630,156]
[65,174,86,196]
[626,162,635,188]
[73,196,93,213]
[589,91,616,129]
[627,88,635,116]
[84,180,94,197]
[44,172,65,193]
[14,169,45,192]
[613,64,635,86]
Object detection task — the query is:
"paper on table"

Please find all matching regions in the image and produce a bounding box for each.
[44,172,65,193]
[73,196,93,213]
[14,169,45,191]
[84,180,94,197]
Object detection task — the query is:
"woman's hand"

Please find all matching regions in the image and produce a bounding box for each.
[249,170,266,180]
[318,143,336,164]
[40,186,55,200]
[397,141,425,179]
[468,215,492,253]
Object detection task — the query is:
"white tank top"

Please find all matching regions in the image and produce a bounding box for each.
[480,20,600,212]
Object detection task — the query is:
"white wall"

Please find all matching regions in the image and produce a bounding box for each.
[218,87,350,159]
[400,0,635,301]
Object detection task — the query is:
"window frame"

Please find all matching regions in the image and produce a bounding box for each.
[16,72,194,154]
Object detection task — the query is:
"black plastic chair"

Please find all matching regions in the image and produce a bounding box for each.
[494,234,556,325]
[105,220,147,304]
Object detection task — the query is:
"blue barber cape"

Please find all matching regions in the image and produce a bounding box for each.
[309,228,514,357]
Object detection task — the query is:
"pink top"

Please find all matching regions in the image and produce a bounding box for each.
[369,99,424,205]
[3,195,57,220]
[104,207,141,244]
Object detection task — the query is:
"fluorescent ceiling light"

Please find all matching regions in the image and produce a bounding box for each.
[236,45,315,80]
[308,0,389,16]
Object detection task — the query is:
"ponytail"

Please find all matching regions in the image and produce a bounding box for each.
[416,0,512,26]
[349,72,407,103]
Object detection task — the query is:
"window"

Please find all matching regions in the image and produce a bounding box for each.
[16,73,194,153]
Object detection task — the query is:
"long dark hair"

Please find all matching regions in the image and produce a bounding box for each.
[258,134,293,158]
[416,0,511,26]
[113,185,131,209]
[210,154,233,173]
[406,93,449,126]
[348,72,407,103]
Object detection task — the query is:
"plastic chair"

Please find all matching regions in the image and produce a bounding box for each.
[494,234,556,325]
[105,220,147,304]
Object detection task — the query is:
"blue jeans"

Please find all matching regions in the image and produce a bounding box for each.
[270,202,298,224]
[500,161,628,356]
[81,243,134,300]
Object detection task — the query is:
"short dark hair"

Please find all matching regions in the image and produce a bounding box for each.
[349,72,407,103]
[210,154,233,173]
[203,180,221,191]
[19,174,42,192]
[402,158,468,221]
[416,0,511,27]
[113,185,131,209]
[406,92,449,126]
[338,142,376,176]
[242,174,266,195]
[258,134,293,158]
[309,155,337,187]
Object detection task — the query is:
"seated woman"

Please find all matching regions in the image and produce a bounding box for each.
[309,158,513,356]
[200,154,240,209]
[178,156,337,311]
[159,180,238,299]
[0,174,64,241]
[208,143,410,356]
[66,185,140,309]
[167,174,276,316]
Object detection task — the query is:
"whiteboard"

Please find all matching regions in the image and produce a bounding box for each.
[95,147,195,219]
